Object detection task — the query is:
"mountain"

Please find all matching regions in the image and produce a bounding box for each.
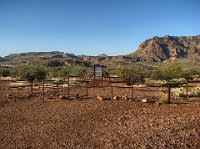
[1,35,200,66]
[4,51,65,59]
[1,51,134,67]
[0,56,6,62]
[132,35,200,62]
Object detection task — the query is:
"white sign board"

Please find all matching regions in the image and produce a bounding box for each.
[94,66,103,77]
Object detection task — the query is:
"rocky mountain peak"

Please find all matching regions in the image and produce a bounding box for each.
[132,35,200,62]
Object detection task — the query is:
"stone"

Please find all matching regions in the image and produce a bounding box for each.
[97,96,103,101]
[113,96,120,100]
[58,95,66,100]
[122,96,128,101]
[142,99,148,103]
[104,96,111,100]
[155,101,162,105]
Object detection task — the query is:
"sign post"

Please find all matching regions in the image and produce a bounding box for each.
[94,66,103,77]
[94,65,103,86]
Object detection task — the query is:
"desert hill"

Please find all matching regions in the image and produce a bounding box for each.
[1,51,133,67]
[132,35,200,62]
[1,35,200,66]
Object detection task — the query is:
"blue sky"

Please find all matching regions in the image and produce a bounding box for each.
[0,0,200,57]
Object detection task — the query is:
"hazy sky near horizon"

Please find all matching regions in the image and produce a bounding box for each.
[0,0,200,57]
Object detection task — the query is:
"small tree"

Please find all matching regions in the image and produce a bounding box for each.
[161,64,183,81]
[149,69,163,80]
[121,68,144,85]
[106,68,122,77]
[182,68,200,96]
[35,68,46,81]
[160,64,183,103]
[71,66,88,76]
[35,68,46,102]
[60,68,70,81]
[1,69,10,77]
[121,68,144,100]
[59,68,70,95]
[23,69,36,94]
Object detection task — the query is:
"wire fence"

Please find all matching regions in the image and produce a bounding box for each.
[0,76,200,103]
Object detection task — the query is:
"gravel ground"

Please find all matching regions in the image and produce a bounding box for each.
[0,85,200,149]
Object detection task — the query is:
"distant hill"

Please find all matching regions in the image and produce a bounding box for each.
[1,51,133,67]
[0,56,6,62]
[132,35,200,62]
[1,35,200,66]
[5,51,65,59]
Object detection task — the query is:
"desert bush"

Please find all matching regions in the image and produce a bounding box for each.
[170,86,200,98]
[60,68,70,80]
[0,68,10,77]
[121,68,144,85]
[149,69,163,80]
[161,79,185,88]
[191,86,200,97]
[158,92,170,104]
[150,64,183,81]
[45,67,63,79]
[70,66,89,76]
[35,68,46,81]
[47,60,65,67]
[144,79,162,87]
[182,68,200,81]
[21,69,35,81]
[22,69,36,94]
[107,68,124,77]
[161,64,183,81]
[171,87,186,98]
[35,68,46,101]
[10,66,32,79]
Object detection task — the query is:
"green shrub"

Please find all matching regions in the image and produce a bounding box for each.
[171,87,185,98]
[47,60,65,67]
[158,92,170,104]
[161,64,183,81]
[191,86,200,97]
[121,68,144,85]
[10,66,31,79]
[22,69,36,83]
[70,66,89,76]
[60,68,70,80]
[182,68,200,80]
[35,68,46,81]
[0,69,10,77]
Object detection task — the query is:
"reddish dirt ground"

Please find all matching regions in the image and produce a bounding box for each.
[0,83,200,149]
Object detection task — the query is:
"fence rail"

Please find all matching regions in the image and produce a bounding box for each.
[1,76,200,103]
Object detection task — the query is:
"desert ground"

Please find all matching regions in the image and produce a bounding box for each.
[0,82,200,149]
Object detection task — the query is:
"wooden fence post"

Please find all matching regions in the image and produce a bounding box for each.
[168,83,171,104]
[86,86,89,98]
[111,85,113,99]
[42,80,44,102]
[186,81,189,97]
[68,76,70,98]
[132,84,133,100]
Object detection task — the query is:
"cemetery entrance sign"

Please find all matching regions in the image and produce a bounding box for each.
[93,65,104,86]
[94,65,103,77]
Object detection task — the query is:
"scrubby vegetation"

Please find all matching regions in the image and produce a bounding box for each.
[1,62,200,83]
[0,68,10,77]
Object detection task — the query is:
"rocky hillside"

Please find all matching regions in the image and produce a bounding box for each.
[1,35,200,66]
[1,51,133,67]
[132,35,200,62]
[0,57,6,62]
